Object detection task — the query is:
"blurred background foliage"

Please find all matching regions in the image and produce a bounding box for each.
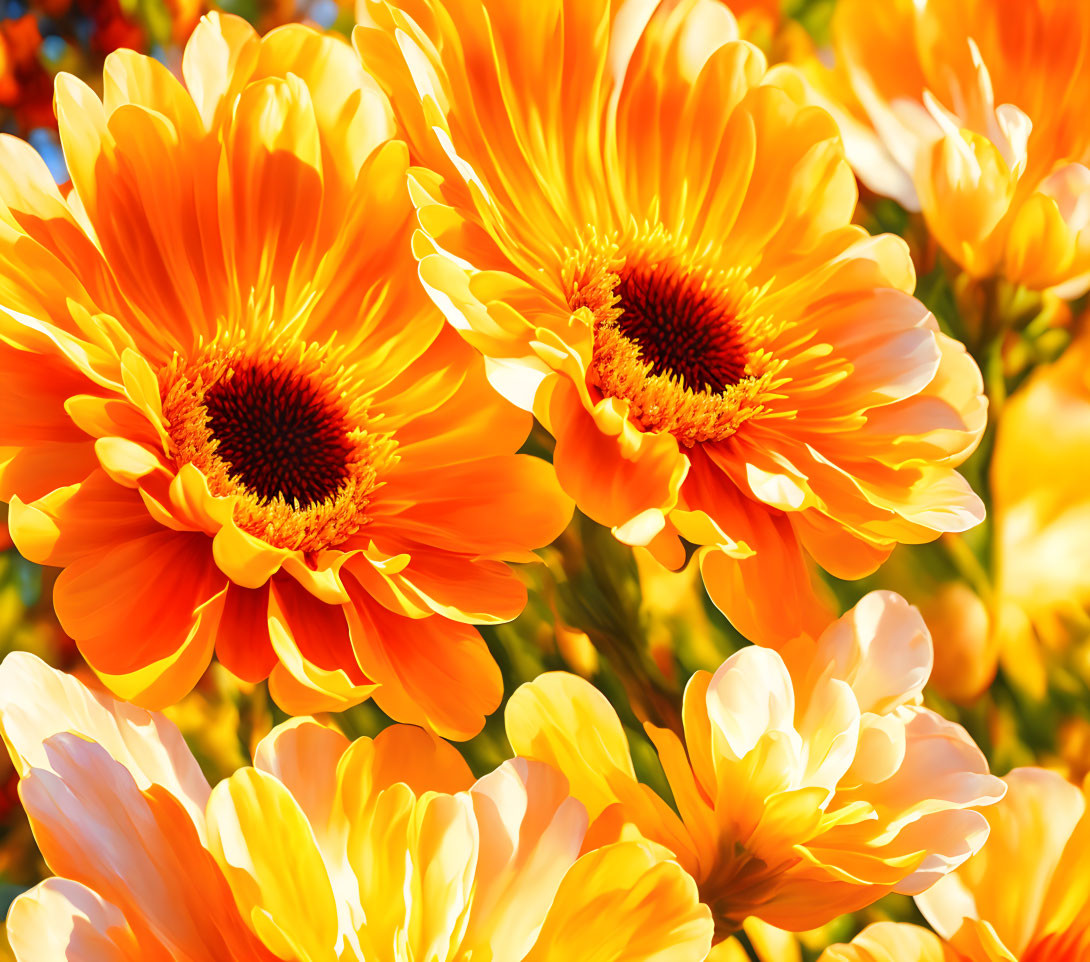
[1,0,1088,958]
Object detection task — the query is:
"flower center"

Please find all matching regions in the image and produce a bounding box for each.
[567,232,783,447]
[161,342,393,553]
[202,362,353,508]
[612,260,748,393]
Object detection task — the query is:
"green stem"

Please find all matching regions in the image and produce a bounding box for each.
[984,333,1007,419]
[940,533,992,606]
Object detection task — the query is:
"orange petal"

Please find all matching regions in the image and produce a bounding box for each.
[263,573,376,714]
[217,582,276,683]
[684,451,831,644]
[369,723,475,795]
[269,573,367,682]
[549,380,688,540]
[9,469,157,568]
[0,439,98,505]
[345,581,502,741]
[333,722,474,817]
[395,546,528,624]
[380,335,531,468]
[19,736,271,957]
[53,530,226,678]
[224,74,325,305]
[379,452,573,559]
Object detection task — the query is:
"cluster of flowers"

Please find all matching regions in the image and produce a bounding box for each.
[0,0,1087,958]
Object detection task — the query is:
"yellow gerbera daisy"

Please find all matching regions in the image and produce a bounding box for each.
[822,768,1090,962]
[0,651,712,961]
[0,13,572,736]
[815,0,1090,296]
[357,0,986,645]
[989,325,1090,696]
[505,591,1005,934]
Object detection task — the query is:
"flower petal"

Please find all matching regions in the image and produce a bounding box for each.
[524,842,713,962]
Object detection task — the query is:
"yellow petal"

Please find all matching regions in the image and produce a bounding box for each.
[7,879,140,962]
[463,759,588,958]
[524,842,712,962]
[819,922,956,962]
[207,768,339,962]
[916,767,1080,954]
[0,651,209,821]
[253,718,350,857]
[505,672,637,820]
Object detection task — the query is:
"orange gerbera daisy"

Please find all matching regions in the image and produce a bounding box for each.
[506,591,1005,935]
[0,13,571,737]
[357,0,987,644]
[815,0,1090,296]
[822,768,1090,962]
[0,652,713,962]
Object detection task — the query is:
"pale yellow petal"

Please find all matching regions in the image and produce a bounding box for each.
[524,843,712,962]
[0,652,209,825]
[7,880,142,962]
[207,768,340,962]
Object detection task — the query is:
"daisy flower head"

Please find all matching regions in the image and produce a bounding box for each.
[0,12,572,737]
[506,591,1006,934]
[357,0,987,644]
[0,652,712,962]
[818,0,1090,297]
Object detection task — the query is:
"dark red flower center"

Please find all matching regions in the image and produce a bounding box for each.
[203,362,354,508]
[569,240,780,447]
[613,260,748,392]
[161,343,394,553]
